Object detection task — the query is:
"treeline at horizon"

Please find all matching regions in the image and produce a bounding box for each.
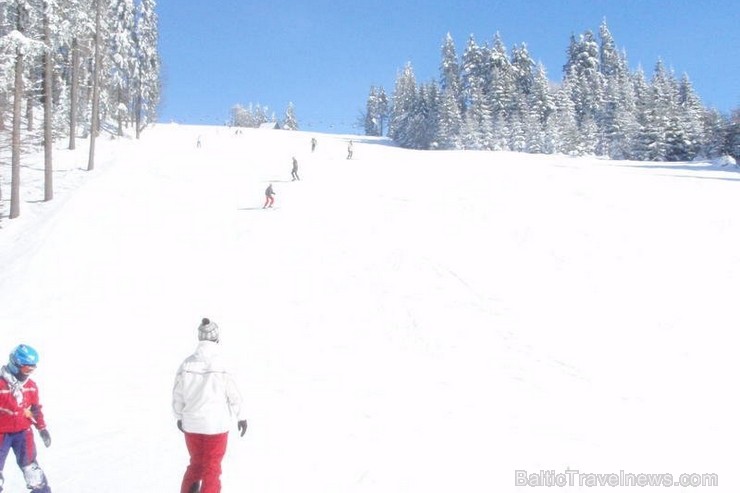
[229,102,298,131]
[364,21,739,162]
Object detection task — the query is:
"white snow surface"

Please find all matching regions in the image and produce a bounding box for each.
[1,124,738,492]
[711,155,737,167]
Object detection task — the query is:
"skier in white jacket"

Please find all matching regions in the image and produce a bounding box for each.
[172,318,247,493]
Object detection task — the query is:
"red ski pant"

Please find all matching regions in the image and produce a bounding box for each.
[181,432,228,493]
[264,195,274,208]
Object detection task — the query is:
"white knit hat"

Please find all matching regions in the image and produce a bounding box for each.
[198,317,219,342]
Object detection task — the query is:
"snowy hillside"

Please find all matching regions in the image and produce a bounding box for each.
[1,124,738,492]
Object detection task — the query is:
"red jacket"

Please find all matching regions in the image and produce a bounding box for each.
[0,367,47,433]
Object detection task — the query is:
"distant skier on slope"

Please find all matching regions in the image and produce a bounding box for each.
[263,183,276,208]
[0,344,53,493]
[291,157,300,181]
[311,137,317,152]
[346,140,354,159]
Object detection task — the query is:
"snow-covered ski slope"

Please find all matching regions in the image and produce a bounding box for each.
[1,123,738,492]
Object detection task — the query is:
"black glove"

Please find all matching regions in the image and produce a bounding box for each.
[237,419,247,437]
[177,420,184,432]
[39,428,51,447]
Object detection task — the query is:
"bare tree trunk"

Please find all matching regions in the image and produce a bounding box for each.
[87,0,101,171]
[68,37,79,150]
[135,92,142,139]
[117,95,123,136]
[0,94,6,131]
[43,4,53,201]
[10,49,24,219]
[134,62,143,139]
[26,93,33,131]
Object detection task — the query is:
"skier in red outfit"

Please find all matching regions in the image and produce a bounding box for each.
[0,344,52,493]
[173,318,247,493]
[263,183,276,208]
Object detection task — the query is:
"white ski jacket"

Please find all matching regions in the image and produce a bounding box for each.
[172,341,245,434]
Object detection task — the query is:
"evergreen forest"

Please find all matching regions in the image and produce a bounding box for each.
[365,22,739,161]
[1,0,161,216]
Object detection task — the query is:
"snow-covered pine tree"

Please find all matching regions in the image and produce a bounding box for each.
[133,0,160,138]
[420,82,441,149]
[511,43,534,103]
[460,35,484,120]
[510,43,536,150]
[364,85,389,136]
[394,81,440,150]
[21,0,45,133]
[464,77,492,149]
[527,63,556,152]
[364,86,380,136]
[283,101,298,130]
[436,88,462,149]
[598,20,621,80]
[486,33,513,149]
[109,0,135,136]
[389,62,417,148]
[700,108,727,159]
[676,74,705,160]
[562,30,605,148]
[87,0,105,170]
[230,104,247,127]
[727,109,740,160]
[375,87,389,136]
[439,33,463,116]
[508,114,527,152]
[253,104,270,127]
[646,59,678,161]
[600,77,638,159]
[41,0,65,200]
[551,80,579,154]
[597,21,638,159]
[61,0,95,150]
[630,66,652,160]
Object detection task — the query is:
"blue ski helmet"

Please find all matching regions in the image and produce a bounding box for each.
[8,344,40,374]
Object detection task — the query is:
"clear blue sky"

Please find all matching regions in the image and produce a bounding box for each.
[156,0,739,134]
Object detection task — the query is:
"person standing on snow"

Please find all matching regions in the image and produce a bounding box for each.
[173,318,247,493]
[311,137,317,152]
[263,183,276,208]
[291,157,300,181]
[346,140,354,159]
[0,344,52,493]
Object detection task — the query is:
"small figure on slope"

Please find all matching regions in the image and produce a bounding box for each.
[311,137,317,152]
[263,183,276,208]
[291,157,300,181]
[0,344,53,493]
[346,140,354,159]
[172,318,248,493]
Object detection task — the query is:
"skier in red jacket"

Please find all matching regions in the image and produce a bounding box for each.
[263,183,276,208]
[0,344,52,493]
